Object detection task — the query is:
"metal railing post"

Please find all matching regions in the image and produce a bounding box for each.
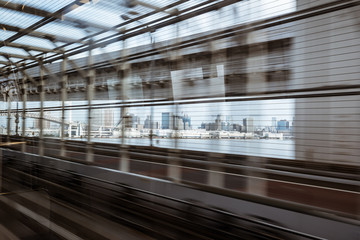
[86,43,95,163]
[21,76,27,152]
[38,62,45,156]
[60,57,67,157]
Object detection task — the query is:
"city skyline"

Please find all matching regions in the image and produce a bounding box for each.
[0,99,294,130]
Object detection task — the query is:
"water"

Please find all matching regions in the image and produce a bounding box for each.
[89,138,295,159]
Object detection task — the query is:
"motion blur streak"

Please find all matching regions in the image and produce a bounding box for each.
[0,0,359,239]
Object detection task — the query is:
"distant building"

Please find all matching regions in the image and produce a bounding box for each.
[124,114,133,128]
[144,115,159,129]
[215,114,222,130]
[200,115,241,132]
[182,114,191,130]
[174,116,184,130]
[277,120,289,131]
[161,112,190,130]
[125,113,140,128]
[162,112,173,129]
[272,117,277,128]
[243,117,254,133]
[232,123,242,132]
[104,109,114,127]
[201,122,216,131]
[92,108,114,129]
[144,115,150,129]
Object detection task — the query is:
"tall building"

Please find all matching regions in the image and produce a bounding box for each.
[243,117,254,133]
[144,115,151,129]
[144,115,159,129]
[162,112,174,129]
[174,116,184,130]
[92,109,114,129]
[92,109,103,128]
[232,124,242,132]
[124,113,140,128]
[182,114,191,130]
[277,120,289,131]
[272,117,277,128]
[103,109,114,127]
[215,114,222,130]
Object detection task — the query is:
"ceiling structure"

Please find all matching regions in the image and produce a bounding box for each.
[0,0,241,80]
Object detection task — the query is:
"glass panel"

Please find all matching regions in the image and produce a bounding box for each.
[0,8,42,28]
[8,0,74,12]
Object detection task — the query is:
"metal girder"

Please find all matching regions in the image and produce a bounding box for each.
[0,0,92,52]
[58,0,241,59]
[26,52,62,82]
[0,0,121,32]
[135,0,179,15]
[0,0,50,17]
[55,0,188,52]
[0,0,189,73]
[0,52,31,60]
[68,59,88,80]
[0,23,86,44]
[0,0,235,75]
[5,42,62,54]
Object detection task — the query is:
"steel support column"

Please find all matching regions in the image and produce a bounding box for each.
[60,57,67,157]
[0,148,2,191]
[38,63,45,156]
[6,91,11,143]
[206,33,227,188]
[21,76,27,153]
[167,22,181,182]
[119,40,130,172]
[86,44,95,163]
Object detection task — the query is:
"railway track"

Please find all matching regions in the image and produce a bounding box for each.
[2,135,359,217]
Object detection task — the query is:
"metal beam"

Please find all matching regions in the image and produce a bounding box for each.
[120,39,130,172]
[68,59,88,80]
[60,56,67,157]
[0,0,190,72]
[17,66,36,84]
[0,23,86,44]
[4,0,356,78]
[86,43,95,163]
[27,52,62,83]
[0,0,121,32]
[38,62,45,156]
[6,42,62,54]
[0,52,31,60]
[21,75,27,152]
[6,90,11,142]
[0,0,50,17]
[52,0,189,52]
[0,0,91,51]
[28,0,242,65]
[136,0,179,15]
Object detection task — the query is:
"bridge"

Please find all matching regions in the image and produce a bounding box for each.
[0,112,73,125]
